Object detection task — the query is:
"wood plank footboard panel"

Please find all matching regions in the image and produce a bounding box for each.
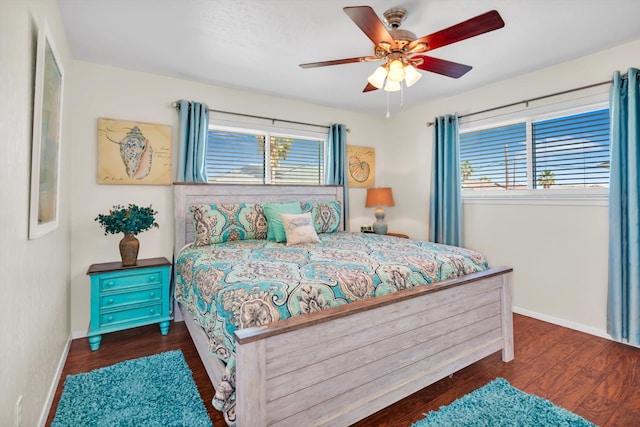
[235,268,513,427]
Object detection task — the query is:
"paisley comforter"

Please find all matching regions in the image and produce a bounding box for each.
[174,232,489,425]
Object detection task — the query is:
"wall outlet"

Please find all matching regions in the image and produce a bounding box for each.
[14,395,22,427]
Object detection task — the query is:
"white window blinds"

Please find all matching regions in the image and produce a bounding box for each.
[206,127,325,185]
[460,108,610,191]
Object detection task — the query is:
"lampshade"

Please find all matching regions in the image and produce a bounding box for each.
[383,79,401,92]
[367,66,388,89]
[386,59,405,82]
[365,187,395,208]
[403,64,422,87]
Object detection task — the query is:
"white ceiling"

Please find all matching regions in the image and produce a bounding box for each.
[58,0,640,117]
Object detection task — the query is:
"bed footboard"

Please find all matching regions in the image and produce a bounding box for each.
[234,267,513,427]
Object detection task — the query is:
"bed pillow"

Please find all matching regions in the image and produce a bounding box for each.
[263,202,302,242]
[189,203,267,246]
[300,201,342,234]
[280,212,320,245]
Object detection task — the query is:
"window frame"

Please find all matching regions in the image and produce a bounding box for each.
[459,93,609,206]
[206,119,328,185]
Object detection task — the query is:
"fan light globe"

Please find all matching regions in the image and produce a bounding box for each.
[367,66,388,89]
[384,80,402,92]
[404,64,422,87]
[386,59,405,82]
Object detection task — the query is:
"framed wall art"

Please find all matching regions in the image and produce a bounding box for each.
[29,21,64,239]
[346,145,375,188]
[97,118,172,185]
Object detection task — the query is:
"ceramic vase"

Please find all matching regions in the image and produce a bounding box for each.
[119,233,139,266]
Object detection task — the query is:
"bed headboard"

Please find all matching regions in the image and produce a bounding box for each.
[173,183,345,256]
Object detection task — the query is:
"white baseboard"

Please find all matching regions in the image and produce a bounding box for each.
[38,334,72,427]
[513,306,611,340]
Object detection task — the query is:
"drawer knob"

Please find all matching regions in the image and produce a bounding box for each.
[149,292,155,298]
[106,281,114,287]
[149,276,155,281]
[106,298,114,305]
[149,308,155,314]
[107,316,114,321]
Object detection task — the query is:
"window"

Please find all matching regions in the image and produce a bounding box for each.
[205,125,326,185]
[460,106,610,198]
[532,109,609,188]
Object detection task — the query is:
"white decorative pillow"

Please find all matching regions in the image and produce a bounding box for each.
[280,212,320,245]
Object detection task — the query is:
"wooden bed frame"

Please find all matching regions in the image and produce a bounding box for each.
[173,183,514,427]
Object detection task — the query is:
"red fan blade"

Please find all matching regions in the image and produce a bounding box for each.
[344,6,397,50]
[363,82,379,92]
[414,56,472,78]
[299,56,372,68]
[409,10,504,52]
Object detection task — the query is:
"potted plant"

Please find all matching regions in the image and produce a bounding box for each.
[95,204,159,266]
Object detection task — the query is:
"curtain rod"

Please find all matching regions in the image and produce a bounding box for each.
[171,102,348,131]
[425,78,621,127]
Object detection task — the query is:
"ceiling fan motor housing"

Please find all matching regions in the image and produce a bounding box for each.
[383,8,407,29]
[383,8,417,51]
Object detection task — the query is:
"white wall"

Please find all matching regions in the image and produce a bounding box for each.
[0,1,72,426]
[69,62,387,334]
[386,38,640,336]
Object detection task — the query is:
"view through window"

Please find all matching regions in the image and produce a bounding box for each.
[205,126,326,185]
[460,108,610,192]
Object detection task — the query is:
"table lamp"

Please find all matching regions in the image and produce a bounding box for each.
[365,187,395,234]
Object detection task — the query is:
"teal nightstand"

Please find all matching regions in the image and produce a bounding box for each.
[86,257,172,351]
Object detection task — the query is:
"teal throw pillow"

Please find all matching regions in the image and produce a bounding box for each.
[264,202,302,242]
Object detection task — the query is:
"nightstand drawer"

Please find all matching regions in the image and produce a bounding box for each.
[99,286,162,309]
[99,269,164,291]
[100,304,163,327]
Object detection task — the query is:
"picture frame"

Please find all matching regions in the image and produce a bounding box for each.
[346,145,375,188]
[29,21,64,239]
[97,118,172,185]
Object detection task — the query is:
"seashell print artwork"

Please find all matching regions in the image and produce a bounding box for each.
[346,144,375,188]
[118,126,153,179]
[97,118,172,185]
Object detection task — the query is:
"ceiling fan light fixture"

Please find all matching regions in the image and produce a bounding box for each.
[384,79,402,92]
[386,59,405,82]
[403,64,422,87]
[367,66,388,88]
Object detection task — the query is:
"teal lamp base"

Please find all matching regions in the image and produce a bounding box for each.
[373,208,388,235]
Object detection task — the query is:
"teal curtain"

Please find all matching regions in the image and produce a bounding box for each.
[608,68,640,346]
[429,114,462,246]
[176,100,209,182]
[327,124,349,230]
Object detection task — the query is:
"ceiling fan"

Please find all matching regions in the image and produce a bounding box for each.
[299,6,505,92]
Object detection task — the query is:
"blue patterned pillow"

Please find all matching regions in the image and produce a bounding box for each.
[190,203,267,246]
[300,201,342,234]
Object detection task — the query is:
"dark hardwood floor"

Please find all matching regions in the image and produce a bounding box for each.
[46,314,640,426]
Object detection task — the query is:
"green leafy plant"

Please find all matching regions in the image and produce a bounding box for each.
[95,204,159,236]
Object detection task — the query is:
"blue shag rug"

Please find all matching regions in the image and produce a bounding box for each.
[412,378,596,427]
[52,350,212,427]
